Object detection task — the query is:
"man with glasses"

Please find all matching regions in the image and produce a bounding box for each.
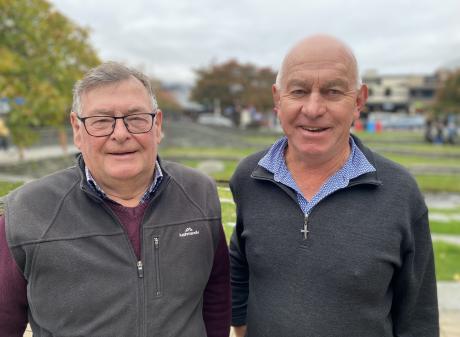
[0,62,230,337]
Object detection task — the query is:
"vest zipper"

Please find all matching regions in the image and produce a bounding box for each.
[153,236,162,297]
[137,260,144,278]
[100,203,147,337]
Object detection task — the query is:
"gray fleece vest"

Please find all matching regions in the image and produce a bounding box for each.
[5,158,222,337]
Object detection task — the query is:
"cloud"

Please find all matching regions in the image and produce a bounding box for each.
[51,0,460,84]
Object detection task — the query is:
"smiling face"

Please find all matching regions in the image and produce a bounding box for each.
[273,35,367,165]
[71,76,162,188]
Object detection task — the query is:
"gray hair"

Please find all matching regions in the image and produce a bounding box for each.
[72,61,158,115]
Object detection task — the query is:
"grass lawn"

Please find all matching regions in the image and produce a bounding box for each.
[218,186,236,239]
[242,130,435,146]
[433,241,460,281]
[219,193,460,281]
[372,143,460,155]
[354,130,425,143]
[383,154,460,167]
[1,174,459,281]
[160,128,460,194]
[179,160,239,182]
[416,175,460,193]
[430,207,460,215]
[176,157,459,193]
[230,129,460,157]
[160,146,257,159]
[429,206,460,235]
[430,220,460,235]
[0,181,23,197]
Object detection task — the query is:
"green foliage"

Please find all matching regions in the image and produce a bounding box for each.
[0,0,100,148]
[435,70,460,115]
[150,79,183,114]
[191,59,276,112]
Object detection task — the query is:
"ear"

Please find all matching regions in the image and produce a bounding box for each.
[70,111,82,149]
[154,109,163,144]
[354,84,368,120]
[272,84,280,114]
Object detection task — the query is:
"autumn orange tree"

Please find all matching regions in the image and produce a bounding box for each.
[0,0,100,157]
[191,59,276,113]
[150,79,183,115]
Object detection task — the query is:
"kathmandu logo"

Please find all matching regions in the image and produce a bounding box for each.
[179,227,200,238]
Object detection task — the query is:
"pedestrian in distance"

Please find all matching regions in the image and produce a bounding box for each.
[229,34,439,337]
[0,118,10,151]
[0,62,231,337]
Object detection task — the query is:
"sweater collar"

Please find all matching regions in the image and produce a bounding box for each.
[251,134,382,188]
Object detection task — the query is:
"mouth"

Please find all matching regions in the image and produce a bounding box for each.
[299,126,329,133]
[108,151,137,156]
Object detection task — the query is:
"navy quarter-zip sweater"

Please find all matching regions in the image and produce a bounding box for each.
[230,136,438,337]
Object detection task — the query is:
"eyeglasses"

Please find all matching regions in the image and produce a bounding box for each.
[77,112,157,137]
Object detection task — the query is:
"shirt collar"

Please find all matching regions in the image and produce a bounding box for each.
[258,135,376,214]
[85,160,163,204]
[259,135,376,184]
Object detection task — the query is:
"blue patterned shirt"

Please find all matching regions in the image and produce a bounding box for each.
[259,136,375,215]
[85,160,163,205]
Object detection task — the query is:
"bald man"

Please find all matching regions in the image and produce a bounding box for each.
[229,35,438,337]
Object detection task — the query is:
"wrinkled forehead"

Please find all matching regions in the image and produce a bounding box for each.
[283,60,352,88]
[279,38,358,89]
[79,78,153,113]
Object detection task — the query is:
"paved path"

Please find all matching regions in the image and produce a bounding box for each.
[0,145,78,165]
[433,234,460,246]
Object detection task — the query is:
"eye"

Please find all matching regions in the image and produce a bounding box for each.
[126,115,144,122]
[89,117,114,128]
[290,89,307,96]
[322,88,344,99]
[328,89,342,95]
[126,114,149,123]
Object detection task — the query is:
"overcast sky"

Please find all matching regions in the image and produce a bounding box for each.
[50,0,460,84]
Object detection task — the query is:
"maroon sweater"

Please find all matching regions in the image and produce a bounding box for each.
[0,201,230,337]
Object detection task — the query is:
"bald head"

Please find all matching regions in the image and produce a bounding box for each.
[275,34,361,89]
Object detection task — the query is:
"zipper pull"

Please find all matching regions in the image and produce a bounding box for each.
[137,260,144,278]
[154,237,159,249]
[301,214,309,240]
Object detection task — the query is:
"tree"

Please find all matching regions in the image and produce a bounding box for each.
[435,70,460,115]
[150,79,183,115]
[0,0,100,157]
[191,59,276,113]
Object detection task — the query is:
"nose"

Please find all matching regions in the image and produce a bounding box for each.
[111,118,131,140]
[300,92,326,118]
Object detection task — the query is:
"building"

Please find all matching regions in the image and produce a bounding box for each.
[363,70,441,114]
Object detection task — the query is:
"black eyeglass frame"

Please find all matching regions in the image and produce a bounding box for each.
[77,112,157,137]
